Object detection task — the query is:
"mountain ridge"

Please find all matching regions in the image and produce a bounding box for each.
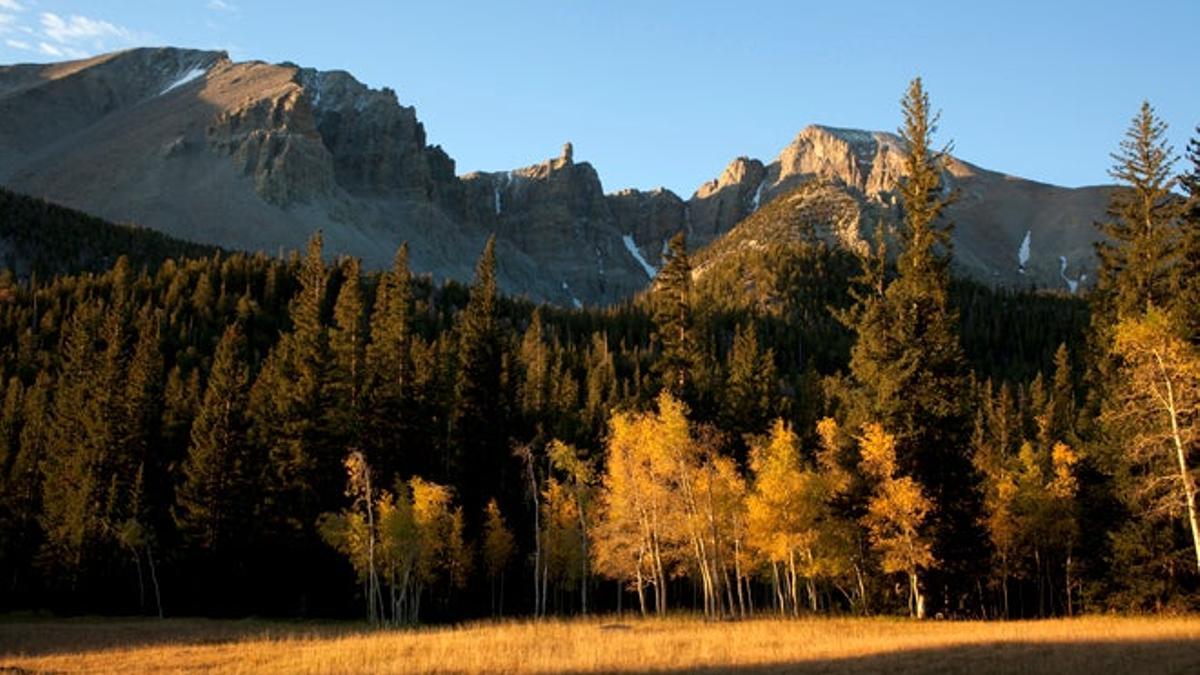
[0,47,1111,302]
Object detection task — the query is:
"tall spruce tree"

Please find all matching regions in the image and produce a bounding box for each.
[1175,128,1200,341]
[721,321,778,443]
[176,322,255,556]
[653,232,699,401]
[451,237,508,522]
[329,257,368,448]
[1094,102,1180,328]
[250,233,337,533]
[843,78,973,612]
[364,243,416,480]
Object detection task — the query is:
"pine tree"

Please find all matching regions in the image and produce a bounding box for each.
[176,323,256,556]
[251,233,337,532]
[40,305,119,581]
[451,237,508,522]
[652,232,698,400]
[841,79,971,609]
[1094,102,1180,327]
[329,257,367,447]
[721,322,778,442]
[364,243,416,480]
[1175,128,1200,341]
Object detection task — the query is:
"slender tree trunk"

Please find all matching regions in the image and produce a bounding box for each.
[772,562,784,616]
[1065,550,1074,617]
[1159,358,1200,573]
[130,549,145,612]
[147,546,163,619]
[909,570,925,620]
[525,454,542,618]
[854,562,867,616]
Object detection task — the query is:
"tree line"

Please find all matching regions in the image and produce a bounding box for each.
[0,79,1197,621]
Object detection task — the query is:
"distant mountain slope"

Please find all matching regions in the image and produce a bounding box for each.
[677,126,1111,294]
[0,187,216,276]
[0,48,1112,302]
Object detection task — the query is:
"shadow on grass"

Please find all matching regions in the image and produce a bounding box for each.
[0,617,364,658]
[578,638,1200,675]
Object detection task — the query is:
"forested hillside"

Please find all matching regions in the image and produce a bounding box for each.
[0,188,217,278]
[0,81,1196,623]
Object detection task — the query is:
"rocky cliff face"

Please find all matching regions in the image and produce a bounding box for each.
[678,124,1107,293]
[0,47,1112,303]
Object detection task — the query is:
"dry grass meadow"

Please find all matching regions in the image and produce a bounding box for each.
[1,614,1198,673]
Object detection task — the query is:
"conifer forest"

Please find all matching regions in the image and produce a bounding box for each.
[4,79,1200,626]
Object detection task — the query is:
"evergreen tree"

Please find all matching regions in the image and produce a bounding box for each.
[250,233,337,532]
[451,237,508,522]
[1094,102,1180,327]
[841,78,973,610]
[176,323,256,556]
[721,322,778,443]
[329,257,368,447]
[364,244,416,480]
[1175,128,1200,342]
[652,232,699,401]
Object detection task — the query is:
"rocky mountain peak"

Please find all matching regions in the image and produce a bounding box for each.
[776,124,906,196]
[0,47,1113,305]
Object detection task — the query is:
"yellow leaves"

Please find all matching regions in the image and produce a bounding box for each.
[482,498,515,580]
[858,423,935,577]
[858,422,897,480]
[745,418,849,582]
[1049,442,1080,500]
[541,477,584,585]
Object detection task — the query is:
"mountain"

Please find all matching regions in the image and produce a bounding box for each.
[0,47,1111,302]
[682,126,1111,293]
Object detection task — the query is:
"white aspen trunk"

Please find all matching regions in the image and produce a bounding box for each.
[635,564,646,617]
[772,562,784,616]
[733,538,745,617]
[787,551,799,617]
[576,498,588,615]
[1158,354,1200,574]
[909,570,925,619]
[854,562,867,616]
[526,456,542,618]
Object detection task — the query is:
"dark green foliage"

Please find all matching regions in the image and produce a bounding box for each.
[838,79,978,613]
[451,237,511,522]
[652,232,701,401]
[0,105,1192,618]
[1094,102,1181,327]
[0,187,216,277]
[1175,128,1200,342]
[176,323,255,555]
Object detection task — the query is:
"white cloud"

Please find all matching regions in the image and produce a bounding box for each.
[207,0,237,11]
[5,37,29,50]
[0,13,17,33]
[41,12,129,44]
[0,1,23,12]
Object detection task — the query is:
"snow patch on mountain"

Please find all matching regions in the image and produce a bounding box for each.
[1060,255,1082,294]
[562,280,583,309]
[161,66,208,95]
[751,179,767,211]
[1018,229,1031,273]
[623,234,657,279]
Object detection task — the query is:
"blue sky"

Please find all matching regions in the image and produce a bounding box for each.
[0,1,1196,195]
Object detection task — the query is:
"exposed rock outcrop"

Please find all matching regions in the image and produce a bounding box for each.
[0,47,1113,303]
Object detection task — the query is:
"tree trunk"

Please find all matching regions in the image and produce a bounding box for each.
[147,545,163,619]
[1160,358,1200,573]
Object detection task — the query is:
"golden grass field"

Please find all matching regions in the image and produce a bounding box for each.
[2,614,1199,674]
